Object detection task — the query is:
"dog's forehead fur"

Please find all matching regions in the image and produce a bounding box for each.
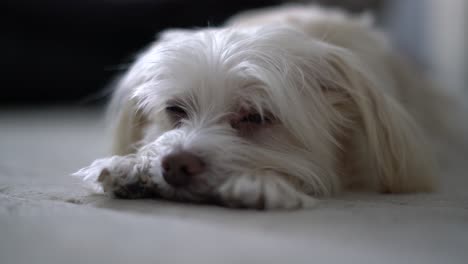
[130,27,332,118]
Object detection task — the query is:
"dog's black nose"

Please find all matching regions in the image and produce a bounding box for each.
[161,151,205,187]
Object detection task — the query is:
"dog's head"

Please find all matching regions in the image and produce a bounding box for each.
[110,26,433,208]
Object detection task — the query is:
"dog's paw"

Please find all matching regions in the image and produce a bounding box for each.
[72,157,117,193]
[217,175,317,210]
[72,156,158,198]
[98,168,158,199]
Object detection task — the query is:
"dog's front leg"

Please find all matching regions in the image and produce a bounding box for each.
[73,154,161,199]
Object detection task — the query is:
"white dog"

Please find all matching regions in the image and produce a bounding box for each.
[74,5,460,209]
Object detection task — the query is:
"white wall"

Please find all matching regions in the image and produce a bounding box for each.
[383,0,467,92]
[427,0,467,92]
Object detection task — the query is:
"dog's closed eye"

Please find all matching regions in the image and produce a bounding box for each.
[166,105,186,115]
[240,113,272,124]
[166,105,187,125]
[232,112,274,135]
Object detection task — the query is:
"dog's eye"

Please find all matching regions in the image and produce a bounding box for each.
[231,112,273,133]
[166,105,185,114]
[165,105,187,121]
[240,113,271,124]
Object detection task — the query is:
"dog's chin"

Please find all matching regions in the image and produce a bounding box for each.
[154,177,220,205]
[151,174,257,208]
[149,165,317,209]
[157,186,213,204]
[165,174,317,210]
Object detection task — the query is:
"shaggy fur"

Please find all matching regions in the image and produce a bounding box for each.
[74,5,457,209]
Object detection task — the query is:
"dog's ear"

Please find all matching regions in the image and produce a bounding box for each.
[320,48,436,192]
[106,71,148,156]
[110,97,146,155]
[107,30,196,156]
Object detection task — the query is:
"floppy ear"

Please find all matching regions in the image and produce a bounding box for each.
[110,97,146,155]
[106,69,149,156]
[107,30,195,156]
[322,48,436,193]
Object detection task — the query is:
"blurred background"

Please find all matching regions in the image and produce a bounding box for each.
[1,0,467,106]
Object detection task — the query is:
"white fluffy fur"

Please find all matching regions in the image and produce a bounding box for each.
[74,4,462,209]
